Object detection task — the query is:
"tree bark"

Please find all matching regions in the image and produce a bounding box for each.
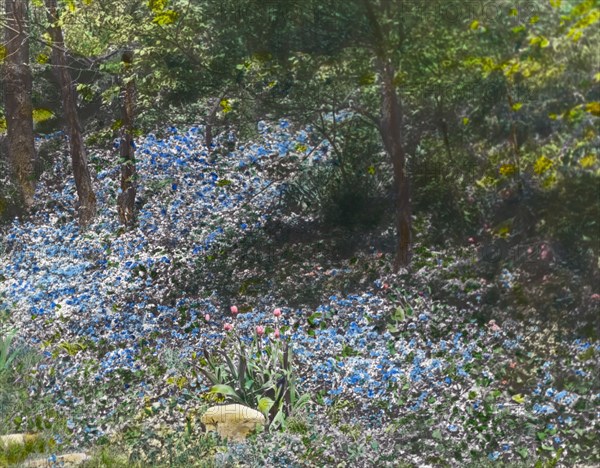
[117,50,136,226]
[436,96,453,161]
[46,0,96,226]
[205,95,221,149]
[3,0,36,208]
[378,60,412,269]
[363,0,412,269]
[205,89,229,149]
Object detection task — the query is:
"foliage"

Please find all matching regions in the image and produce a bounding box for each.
[283,113,391,231]
[0,0,598,465]
[0,328,17,374]
[197,329,310,431]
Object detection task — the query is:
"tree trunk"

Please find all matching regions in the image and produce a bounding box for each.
[362,0,412,270]
[205,96,220,149]
[378,60,412,269]
[205,90,228,149]
[3,0,36,208]
[46,0,96,226]
[117,50,136,226]
[436,96,453,161]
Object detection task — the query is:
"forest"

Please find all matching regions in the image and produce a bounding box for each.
[0,0,598,466]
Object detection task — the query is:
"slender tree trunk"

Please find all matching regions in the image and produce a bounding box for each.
[205,90,229,149]
[378,60,412,269]
[205,96,221,149]
[46,0,96,225]
[436,96,453,161]
[117,50,136,226]
[3,0,35,208]
[363,0,412,269]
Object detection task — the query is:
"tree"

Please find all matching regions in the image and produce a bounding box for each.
[362,0,411,268]
[224,0,415,268]
[117,49,136,226]
[46,0,96,225]
[2,0,36,208]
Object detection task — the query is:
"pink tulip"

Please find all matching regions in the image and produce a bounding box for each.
[205,314,210,321]
[230,305,238,315]
[274,328,280,339]
[540,245,550,261]
[224,323,233,331]
[591,293,600,301]
[256,326,265,336]
[273,308,282,317]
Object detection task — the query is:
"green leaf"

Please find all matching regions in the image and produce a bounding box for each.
[257,396,274,416]
[153,10,179,26]
[220,99,233,114]
[294,393,311,410]
[432,429,443,440]
[32,108,54,123]
[219,350,239,381]
[148,0,167,12]
[393,306,405,322]
[36,53,49,64]
[358,72,376,86]
[270,408,287,430]
[511,394,525,404]
[517,447,529,459]
[0,329,17,372]
[307,312,322,326]
[238,354,247,393]
[209,384,237,397]
[585,102,600,117]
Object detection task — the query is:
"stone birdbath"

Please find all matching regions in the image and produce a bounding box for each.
[200,404,266,441]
